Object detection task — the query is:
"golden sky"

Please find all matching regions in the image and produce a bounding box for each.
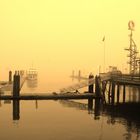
[0,0,140,79]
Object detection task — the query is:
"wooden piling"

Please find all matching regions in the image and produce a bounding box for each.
[9,71,12,83]
[123,85,126,103]
[13,72,20,97]
[95,76,101,97]
[108,81,111,104]
[102,81,107,103]
[111,81,115,105]
[117,84,120,103]
[88,74,94,93]
[78,70,81,82]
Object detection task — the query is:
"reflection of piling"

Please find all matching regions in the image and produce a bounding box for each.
[13,72,20,98]
[13,100,20,120]
[88,98,93,110]
[88,73,94,93]
[94,99,100,120]
[35,100,38,109]
[9,71,12,84]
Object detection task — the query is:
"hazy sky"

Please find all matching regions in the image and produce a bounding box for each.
[0,0,140,79]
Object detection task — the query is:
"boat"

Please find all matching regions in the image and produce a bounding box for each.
[26,68,38,80]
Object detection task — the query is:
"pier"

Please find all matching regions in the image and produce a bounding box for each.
[0,71,140,103]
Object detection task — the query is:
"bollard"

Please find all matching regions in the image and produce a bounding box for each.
[13,72,20,98]
[9,71,12,84]
[88,73,94,93]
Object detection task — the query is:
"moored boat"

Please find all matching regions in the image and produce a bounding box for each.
[26,68,38,80]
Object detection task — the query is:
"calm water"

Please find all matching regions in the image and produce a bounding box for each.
[0,76,140,140]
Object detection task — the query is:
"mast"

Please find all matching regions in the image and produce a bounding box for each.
[125,21,138,74]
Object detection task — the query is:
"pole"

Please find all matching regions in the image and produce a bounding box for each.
[123,85,126,103]
[102,36,106,73]
[13,72,20,98]
[104,40,105,73]
[88,73,94,93]
[111,82,115,105]
[9,71,12,84]
[117,84,120,103]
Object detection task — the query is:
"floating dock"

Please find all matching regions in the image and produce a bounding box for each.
[0,93,101,100]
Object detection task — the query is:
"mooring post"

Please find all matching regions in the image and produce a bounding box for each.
[78,70,81,82]
[123,84,126,103]
[102,81,107,104]
[108,81,111,104]
[13,71,20,98]
[95,76,101,97]
[9,71,12,84]
[88,73,94,93]
[111,81,115,105]
[117,84,120,103]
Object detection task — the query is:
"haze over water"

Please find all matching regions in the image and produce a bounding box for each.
[0,0,140,140]
[1,0,140,80]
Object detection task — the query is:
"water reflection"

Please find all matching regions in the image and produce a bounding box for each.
[35,100,38,109]
[0,85,140,140]
[59,99,101,120]
[13,100,20,121]
[59,99,140,139]
[103,103,140,140]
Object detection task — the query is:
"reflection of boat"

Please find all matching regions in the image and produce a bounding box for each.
[26,69,38,80]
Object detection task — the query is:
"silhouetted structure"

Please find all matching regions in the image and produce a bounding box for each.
[88,73,94,93]
[9,71,12,84]
[13,72,20,97]
[125,21,139,74]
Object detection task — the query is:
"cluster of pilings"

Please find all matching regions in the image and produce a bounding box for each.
[8,70,25,98]
[8,71,21,120]
[88,74,101,96]
[87,74,102,113]
[108,80,126,104]
[13,72,20,98]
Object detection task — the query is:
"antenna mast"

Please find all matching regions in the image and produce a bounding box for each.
[125,21,138,74]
